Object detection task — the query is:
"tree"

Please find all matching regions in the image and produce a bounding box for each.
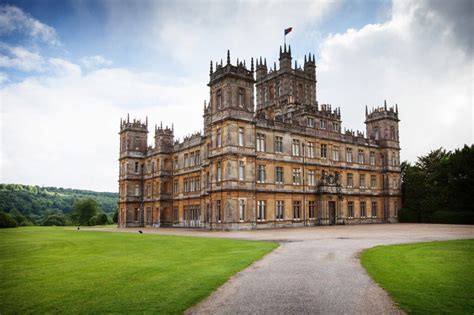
[9,208,26,225]
[72,198,99,226]
[113,209,118,224]
[401,145,474,224]
[0,211,17,228]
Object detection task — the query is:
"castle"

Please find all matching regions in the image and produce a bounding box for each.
[118,44,401,230]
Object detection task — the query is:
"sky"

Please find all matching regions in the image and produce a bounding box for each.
[0,0,472,192]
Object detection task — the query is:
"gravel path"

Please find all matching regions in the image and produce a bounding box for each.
[84,224,474,314]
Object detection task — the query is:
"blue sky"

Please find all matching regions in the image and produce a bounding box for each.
[0,0,472,191]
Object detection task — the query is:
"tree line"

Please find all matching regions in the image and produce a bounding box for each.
[0,184,118,227]
[400,144,473,224]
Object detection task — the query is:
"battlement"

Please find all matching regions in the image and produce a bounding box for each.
[366,100,399,122]
[120,114,148,132]
[209,50,254,85]
[319,104,341,120]
[154,122,174,137]
[174,131,203,150]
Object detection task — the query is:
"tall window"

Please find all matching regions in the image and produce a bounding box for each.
[275,166,284,184]
[320,120,327,129]
[371,202,377,217]
[307,142,315,158]
[257,200,266,221]
[293,201,301,219]
[174,157,178,170]
[189,152,194,166]
[135,162,139,173]
[370,152,376,165]
[256,133,265,152]
[217,200,221,222]
[216,128,222,147]
[275,136,283,153]
[359,174,366,188]
[321,144,327,159]
[238,128,244,146]
[348,201,354,218]
[238,88,244,107]
[347,173,353,188]
[216,89,222,109]
[195,151,200,165]
[307,117,315,127]
[276,200,284,220]
[292,139,300,156]
[239,199,245,221]
[135,184,139,196]
[346,148,353,162]
[308,170,316,186]
[174,180,178,194]
[217,161,222,182]
[257,165,266,183]
[371,175,377,189]
[358,150,365,164]
[309,201,316,219]
[333,147,340,161]
[292,168,301,185]
[360,201,366,217]
[184,154,189,168]
[239,161,245,180]
[173,207,178,223]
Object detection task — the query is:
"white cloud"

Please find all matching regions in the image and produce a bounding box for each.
[0,44,44,71]
[80,55,113,69]
[0,4,59,45]
[0,72,8,84]
[317,0,473,162]
[48,58,82,77]
[0,62,206,191]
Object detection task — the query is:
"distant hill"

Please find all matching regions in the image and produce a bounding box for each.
[0,184,118,221]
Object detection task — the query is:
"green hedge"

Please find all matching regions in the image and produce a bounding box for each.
[399,208,474,224]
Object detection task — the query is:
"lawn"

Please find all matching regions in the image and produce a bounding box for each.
[360,239,474,314]
[0,227,277,314]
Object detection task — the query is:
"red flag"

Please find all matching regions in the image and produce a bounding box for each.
[284,27,293,35]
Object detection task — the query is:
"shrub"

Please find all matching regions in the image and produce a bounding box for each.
[398,208,418,223]
[42,215,66,226]
[430,211,474,225]
[0,211,18,228]
[96,213,108,225]
[89,216,98,226]
[20,219,35,226]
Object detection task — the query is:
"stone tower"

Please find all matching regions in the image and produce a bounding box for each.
[118,116,148,227]
[205,49,257,228]
[365,100,401,222]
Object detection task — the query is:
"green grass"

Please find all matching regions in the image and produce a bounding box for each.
[361,239,474,314]
[0,227,277,314]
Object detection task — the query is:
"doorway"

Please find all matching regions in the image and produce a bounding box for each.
[328,201,336,225]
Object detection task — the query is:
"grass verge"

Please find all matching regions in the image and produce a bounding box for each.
[0,227,277,314]
[360,239,474,314]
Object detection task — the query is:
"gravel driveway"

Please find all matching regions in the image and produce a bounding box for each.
[87,224,474,314]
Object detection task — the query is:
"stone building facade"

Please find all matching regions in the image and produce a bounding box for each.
[118,45,401,230]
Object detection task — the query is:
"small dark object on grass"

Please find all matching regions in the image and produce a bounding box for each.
[77,226,80,230]
[139,230,143,234]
